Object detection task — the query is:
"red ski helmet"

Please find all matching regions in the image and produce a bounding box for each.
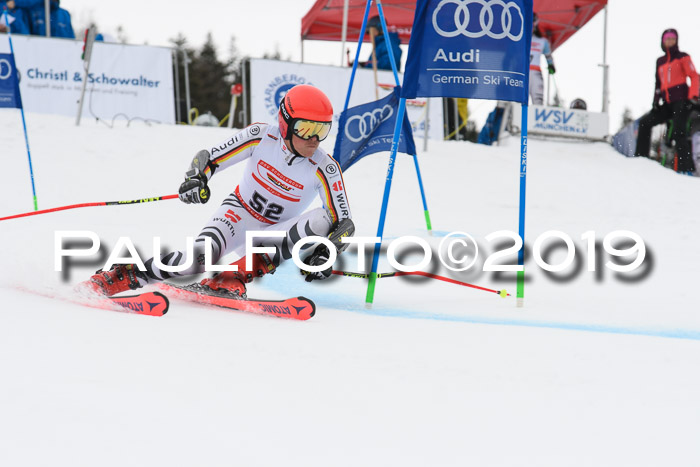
[278,85,334,142]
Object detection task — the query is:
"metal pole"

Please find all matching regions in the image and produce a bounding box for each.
[227,94,237,129]
[173,49,181,123]
[44,0,50,37]
[546,73,550,106]
[453,99,459,140]
[601,4,609,113]
[76,26,96,126]
[442,98,448,138]
[340,0,349,66]
[182,48,191,124]
[369,29,379,99]
[496,102,512,145]
[242,59,248,127]
[75,66,89,126]
[301,38,304,63]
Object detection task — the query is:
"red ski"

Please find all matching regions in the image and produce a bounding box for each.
[18,287,169,317]
[157,283,315,320]
[102,292,169,316]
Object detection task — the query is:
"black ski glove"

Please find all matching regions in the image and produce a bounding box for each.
[300,219,355,282]
[548,64,556,75]
[301,245,333,282]
[178,168,211,204]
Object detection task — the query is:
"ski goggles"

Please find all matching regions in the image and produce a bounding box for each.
[293,119,332,141]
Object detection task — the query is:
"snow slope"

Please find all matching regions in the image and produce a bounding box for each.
[1,111,699,466]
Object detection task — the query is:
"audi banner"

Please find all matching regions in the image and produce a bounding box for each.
[402,0,532,103]
[333,87,416,171]
[0,53,22,109]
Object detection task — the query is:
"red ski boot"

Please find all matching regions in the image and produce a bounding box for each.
[83,264,146,297]
[199,253,275,298]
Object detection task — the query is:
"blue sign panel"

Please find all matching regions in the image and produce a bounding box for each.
[0,53,22,109]
[402,0,532,103]
[334,87,417,172]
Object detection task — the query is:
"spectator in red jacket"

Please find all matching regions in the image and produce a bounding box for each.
[635,29,699,173]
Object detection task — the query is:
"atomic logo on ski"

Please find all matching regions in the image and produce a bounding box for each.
[157,283,315,320]
[19,288,170,317]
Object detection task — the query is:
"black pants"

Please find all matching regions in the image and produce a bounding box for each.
[635,100,694,172]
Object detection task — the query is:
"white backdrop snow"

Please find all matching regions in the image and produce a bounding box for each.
[1,111,699,466]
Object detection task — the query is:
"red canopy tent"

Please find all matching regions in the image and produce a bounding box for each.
[533,0,607,51]
[301,0,610,110]
[301,0,416,44]
[301,0,607,51]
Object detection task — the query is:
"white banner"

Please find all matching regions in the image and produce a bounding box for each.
[248,58,443,142]
[0,35,174,124]
[509,103,609,141]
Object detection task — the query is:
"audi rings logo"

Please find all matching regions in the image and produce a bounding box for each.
[432,0,524,41]
[344,105,394,143]
[0,59,12,80]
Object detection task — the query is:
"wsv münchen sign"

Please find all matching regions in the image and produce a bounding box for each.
[509,104,610,141]
[0,35,174,123]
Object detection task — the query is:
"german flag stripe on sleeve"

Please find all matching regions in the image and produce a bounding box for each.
[335,159,348,197]
[208,139,262,172]
[316,168,338,223]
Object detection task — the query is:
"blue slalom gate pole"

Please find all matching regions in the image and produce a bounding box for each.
[376,0,400,86]
[366,97,407,305]
[3,11,38,211]
[412,154,432,231]
[339,1,431,304]
[376,0,432,234]
[516,105,528,305]
[340,0,372,113]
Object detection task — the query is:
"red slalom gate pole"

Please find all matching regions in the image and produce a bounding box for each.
[332,270,510,297]
[0,194,179,222]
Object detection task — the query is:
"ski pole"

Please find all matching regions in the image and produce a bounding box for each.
[332,270,509,297]
[0,194,178,222]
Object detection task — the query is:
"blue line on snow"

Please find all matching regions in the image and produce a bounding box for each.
[260,265,700,342]
[352,305,700,342]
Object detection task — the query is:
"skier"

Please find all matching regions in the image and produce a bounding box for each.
[529,14,555,106]
[634,28,699,174]
[84,84,355,297]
